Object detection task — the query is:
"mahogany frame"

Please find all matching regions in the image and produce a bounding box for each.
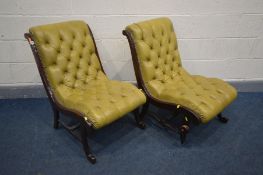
[24,25,145,164]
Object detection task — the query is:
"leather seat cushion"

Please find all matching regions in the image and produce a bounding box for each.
[151,68,237,123]
[55,76,146,129]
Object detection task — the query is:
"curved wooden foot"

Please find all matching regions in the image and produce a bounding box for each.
[218,113,228,123]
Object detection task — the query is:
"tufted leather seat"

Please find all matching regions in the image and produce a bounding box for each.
[29,21,146,129]
[125,17,237,123]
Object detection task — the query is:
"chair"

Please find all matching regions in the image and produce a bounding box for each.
[25,20,146,164]
[123,17,237,143]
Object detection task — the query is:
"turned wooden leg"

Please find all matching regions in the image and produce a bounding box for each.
[179,124,189,144]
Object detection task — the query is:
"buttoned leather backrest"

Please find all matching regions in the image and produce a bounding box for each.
[125,18,185,96]
[30,21,105,91]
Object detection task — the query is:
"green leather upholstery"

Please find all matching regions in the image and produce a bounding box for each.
[125,17,237,123]
[30,21,146,129]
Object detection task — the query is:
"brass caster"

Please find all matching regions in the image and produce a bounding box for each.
[218,113,228,123]
[87,154,96,164]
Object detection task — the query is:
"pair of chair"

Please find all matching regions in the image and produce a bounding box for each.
[25,18,237,164]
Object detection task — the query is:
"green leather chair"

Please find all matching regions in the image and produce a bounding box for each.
[25,20,146,164]
[123,17,237,143]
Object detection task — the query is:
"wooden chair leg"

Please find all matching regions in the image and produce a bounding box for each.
[80,122,96,164]
[53,108,60,129]
[179,114,190,144]
[179,124,189,144]
[133,102,149,129]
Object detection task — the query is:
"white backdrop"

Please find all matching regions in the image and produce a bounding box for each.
[0,0,263,86]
